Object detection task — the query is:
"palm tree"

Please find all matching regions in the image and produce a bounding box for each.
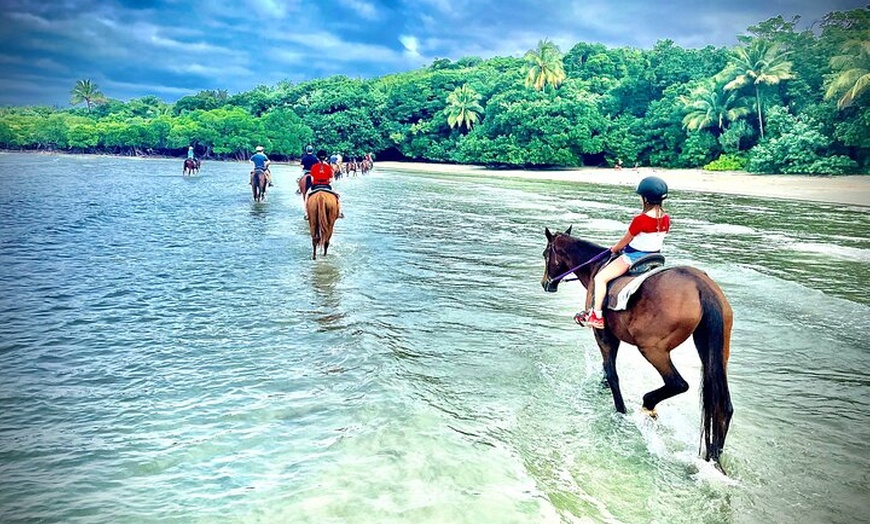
[724,39,794,139]
[524,39,566,91]
[825,36,870,109]
[445,84,484,131]
[70,79,107,112]
[680,81,752,132]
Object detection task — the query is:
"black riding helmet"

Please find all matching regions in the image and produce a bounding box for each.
[316,149,328,160]
[306,145,314,154]
[636,176,668,204]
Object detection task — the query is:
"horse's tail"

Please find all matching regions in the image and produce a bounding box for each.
[322,194,337,244]
[693,275,734,467]
[314,194,325,246]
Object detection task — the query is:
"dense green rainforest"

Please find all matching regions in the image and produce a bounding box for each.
[1,10,868,174]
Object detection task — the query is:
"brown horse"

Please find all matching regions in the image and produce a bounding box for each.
[297,173,311,201]
[541,226,734,471]
[306,190,339,260]
[183,158,200,175]
[252,168,267,203]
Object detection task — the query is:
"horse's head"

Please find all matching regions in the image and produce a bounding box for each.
[541,225,574,292]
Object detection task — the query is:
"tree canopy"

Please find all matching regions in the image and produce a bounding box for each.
[1,7,867,174]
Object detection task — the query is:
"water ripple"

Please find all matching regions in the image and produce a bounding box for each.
[0,155,867,523]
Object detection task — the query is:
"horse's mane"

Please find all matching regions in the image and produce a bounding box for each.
[559,233,607,263]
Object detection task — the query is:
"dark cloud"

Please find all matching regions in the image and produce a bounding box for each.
[0,0,865,106]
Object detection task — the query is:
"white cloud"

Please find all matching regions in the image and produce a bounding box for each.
[400,35,420,58]
[338,0,379,20]
[269,28,411,65]
[101,79,198,97]
[6,11,53,29]
[413,0,453,14]
[245,0,296,18]
[167,63,254,78]
[0,54,25,65]
[33,58,69,73]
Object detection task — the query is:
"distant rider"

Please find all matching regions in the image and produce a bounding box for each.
[300,145,318,175]
[299,144,319,205]
[250,145,272,187]
[304,149,344,220]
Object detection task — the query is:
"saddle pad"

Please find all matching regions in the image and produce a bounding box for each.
[308,187,339,198]
[606,266,673,311]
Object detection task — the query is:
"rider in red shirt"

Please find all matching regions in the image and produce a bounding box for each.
[304,150,343,220]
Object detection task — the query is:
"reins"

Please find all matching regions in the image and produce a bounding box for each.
[549,249,612,284]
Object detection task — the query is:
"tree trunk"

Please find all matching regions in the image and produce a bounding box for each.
[755,87,764,140]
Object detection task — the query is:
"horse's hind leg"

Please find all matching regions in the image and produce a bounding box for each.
[638,347,689,416]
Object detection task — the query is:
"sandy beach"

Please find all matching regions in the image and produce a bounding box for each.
[377,161,870,207]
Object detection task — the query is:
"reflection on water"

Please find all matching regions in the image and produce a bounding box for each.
[0,154,867,524]
[310,260,343,327]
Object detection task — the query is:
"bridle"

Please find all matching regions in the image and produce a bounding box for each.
[546,246,612,285]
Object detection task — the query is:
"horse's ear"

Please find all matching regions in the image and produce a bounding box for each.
[545,228,554,242]
[565,225,573,236]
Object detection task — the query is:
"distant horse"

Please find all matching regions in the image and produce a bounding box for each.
[183,158,200,175]
[252,168,267,202]
[297,173,312,200]
[541,226,734,471]
[306,190,339,260]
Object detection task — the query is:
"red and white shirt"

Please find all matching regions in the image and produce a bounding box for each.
[627,212,670,252]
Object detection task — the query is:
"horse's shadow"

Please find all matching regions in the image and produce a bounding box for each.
[311,261,340,303]
[309,260,345,328]
[249,203,268,218]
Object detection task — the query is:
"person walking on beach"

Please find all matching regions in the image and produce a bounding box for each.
[575,176,670,330]
[250,145,271,187]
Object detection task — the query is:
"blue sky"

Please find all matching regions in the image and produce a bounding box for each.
[0,0,865,107]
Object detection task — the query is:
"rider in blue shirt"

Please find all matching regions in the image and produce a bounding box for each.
[250,146,272,186]
[300,145,318,174]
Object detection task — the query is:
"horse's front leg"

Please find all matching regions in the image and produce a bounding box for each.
[595,329,625,413]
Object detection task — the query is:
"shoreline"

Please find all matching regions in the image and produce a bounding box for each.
[4,150,868,207]
[377,161,870,207]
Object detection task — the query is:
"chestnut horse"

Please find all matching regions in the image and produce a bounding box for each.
[183,158,200,175]
[306,190,339,259]
[252,169,267,203]
[541,226,734,471]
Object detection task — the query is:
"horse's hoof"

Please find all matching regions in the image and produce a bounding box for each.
[642,407,658,420]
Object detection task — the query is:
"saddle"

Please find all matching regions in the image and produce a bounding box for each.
[605,254,669,311]
[307,186,339,198]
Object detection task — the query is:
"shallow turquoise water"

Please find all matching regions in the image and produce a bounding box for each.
[0,153,867,523]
